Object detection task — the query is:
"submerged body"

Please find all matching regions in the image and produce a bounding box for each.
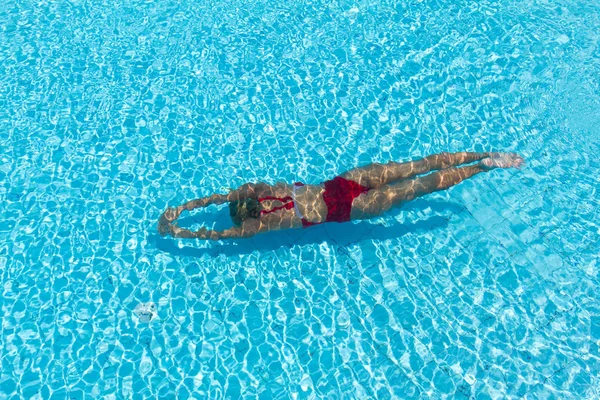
[158,151,524,240]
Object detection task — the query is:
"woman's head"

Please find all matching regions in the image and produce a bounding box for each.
[229,198,261,226]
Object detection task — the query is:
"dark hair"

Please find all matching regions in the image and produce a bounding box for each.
[229,198,261,226]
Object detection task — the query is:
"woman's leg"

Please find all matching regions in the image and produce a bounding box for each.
[340,151,490,189]
[350,164,485,219]
[350,153,524,219]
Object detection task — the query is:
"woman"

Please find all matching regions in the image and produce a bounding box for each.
[158,151,524,240]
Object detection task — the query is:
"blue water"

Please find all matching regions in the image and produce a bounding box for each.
[1,0,599,398]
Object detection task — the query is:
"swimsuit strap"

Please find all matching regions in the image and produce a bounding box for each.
[257,195,294,216]
[258,183,317,228]
[293,182,320,227]
[292,182,304,219]
[259,202,295,215]
[258,195,293,202]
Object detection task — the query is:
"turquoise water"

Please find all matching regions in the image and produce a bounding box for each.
[1,0,599,398]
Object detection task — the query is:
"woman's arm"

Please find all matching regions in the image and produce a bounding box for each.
[169,220,267,240]
[181,193,228,209]
[158,183,273,239]
[226,182,271,202]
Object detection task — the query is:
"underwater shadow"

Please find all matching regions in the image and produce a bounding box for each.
[151,199,466,258]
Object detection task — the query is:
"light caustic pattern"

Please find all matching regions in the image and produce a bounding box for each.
[1,0,600,398]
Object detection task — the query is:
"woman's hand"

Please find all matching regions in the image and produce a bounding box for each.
[158,204,223,240]
[158,207,182,237]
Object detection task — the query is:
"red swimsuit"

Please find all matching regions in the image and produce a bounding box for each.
[321,177,371,222]
[258,177,370,228]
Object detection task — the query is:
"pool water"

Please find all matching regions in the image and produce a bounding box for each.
[1,0,600,398]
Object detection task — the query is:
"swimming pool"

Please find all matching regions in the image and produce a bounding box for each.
[1,0,599,398]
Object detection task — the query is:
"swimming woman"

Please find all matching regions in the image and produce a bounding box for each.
[158,152,524,240]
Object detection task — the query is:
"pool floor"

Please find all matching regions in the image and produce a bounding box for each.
[1,0,600,398]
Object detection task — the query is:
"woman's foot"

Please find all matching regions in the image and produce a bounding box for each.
[481,153,525,169]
